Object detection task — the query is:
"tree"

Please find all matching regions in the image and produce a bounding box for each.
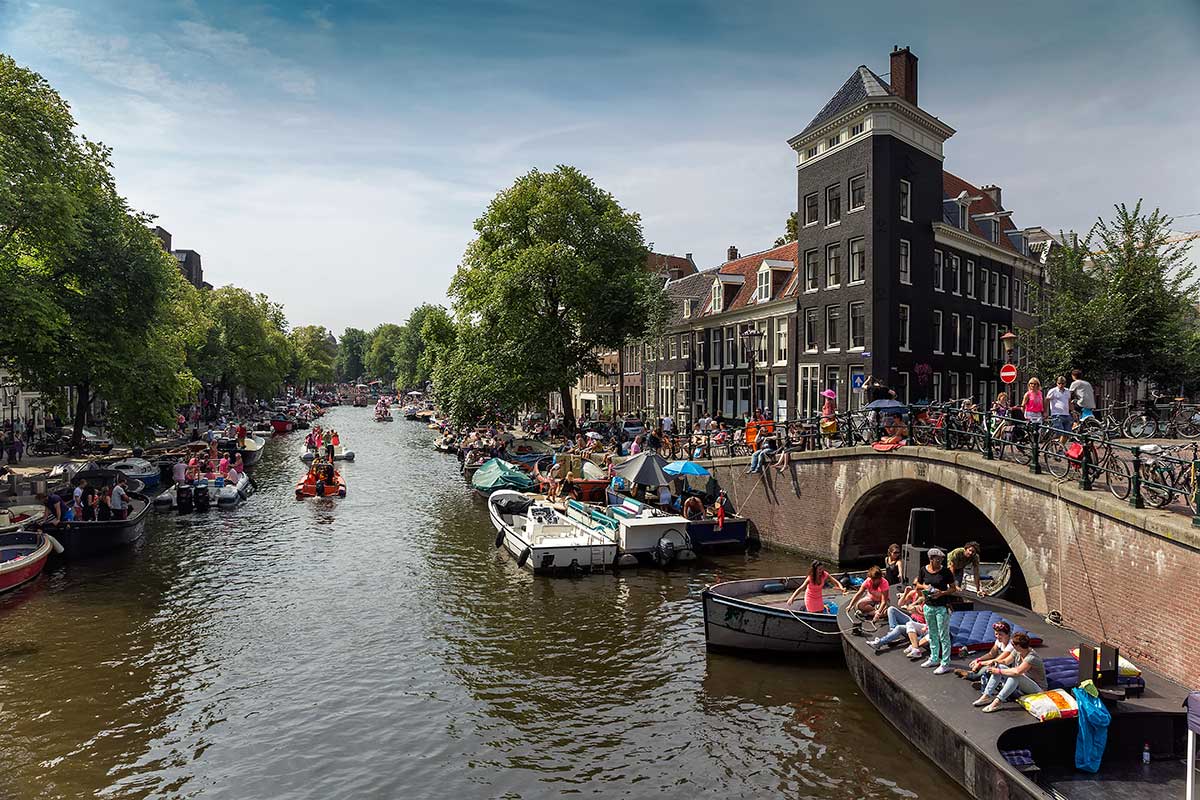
[335,327,367,382]
[392,303,450,389]
[365,323,405,383]
[198,287,292,411]
[416,305,456,385]
[448,165,661,432]
[289,325,336,392]
[773,211,798,247]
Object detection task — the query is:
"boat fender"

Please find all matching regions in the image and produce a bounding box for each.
[46,534,64,554]
[568,559,584,578]
[617,553,639,568]
[338,487,346,498]
[516,546,532,568]
[762,582,789,594]
[494,529,506,548]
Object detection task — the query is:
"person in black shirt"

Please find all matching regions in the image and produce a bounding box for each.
[915,547,958,673]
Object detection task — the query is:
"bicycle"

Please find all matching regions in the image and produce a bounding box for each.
[1043,430,1130,498]
[1122,393,1197,439]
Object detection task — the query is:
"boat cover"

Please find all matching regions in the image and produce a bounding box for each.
[948,610,1042,652]
[1187,691,1200,734]
[472,459,534,493]
[492,495,533,516]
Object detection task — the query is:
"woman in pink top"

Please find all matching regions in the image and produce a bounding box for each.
[788,560,846,613]
[848,565,890,621]
[1022,377,1045,424]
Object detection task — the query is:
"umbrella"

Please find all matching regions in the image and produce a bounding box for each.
[614,452,671,486]
[864,399,907,410]
[664,460,710,477]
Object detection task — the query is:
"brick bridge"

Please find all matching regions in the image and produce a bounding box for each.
[707,445,1200,688]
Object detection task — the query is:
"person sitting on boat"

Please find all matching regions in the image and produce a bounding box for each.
[331,430,340,447]
[947,541,984,595]
[227,464,241,485]
[848,566,890,621]
[954,620,1015,683]
[657,483,673,510]
[218,456,230,477]
[883,543,903,586]
[974,632,1046,712]
[682,494,704,521]
[867,590,928,657]
[787,560,846,613]
[233,453,245,473]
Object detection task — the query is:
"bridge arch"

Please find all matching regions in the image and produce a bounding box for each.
[830,465,1046,612]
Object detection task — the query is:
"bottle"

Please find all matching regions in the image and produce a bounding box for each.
[1142,743,1151,764]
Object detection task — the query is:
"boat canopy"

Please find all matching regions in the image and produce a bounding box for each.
[472,458,535,493]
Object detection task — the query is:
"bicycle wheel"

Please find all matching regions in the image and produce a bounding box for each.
[1012,433,1033,465]
[1103,453,1130,499]
[1043,439,1070,479]
[1174,409,1200,440]
[1141,466,1173,508]
[1124,414,1155,439]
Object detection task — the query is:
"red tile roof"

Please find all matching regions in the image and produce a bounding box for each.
[702,240,799,316]
[942,171,1021,253]
[646,252,697,277]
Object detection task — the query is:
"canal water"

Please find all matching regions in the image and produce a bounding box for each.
[1,408,968,799]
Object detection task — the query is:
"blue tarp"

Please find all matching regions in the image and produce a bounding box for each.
[1187,692,1200,734]
[1072,685,1111,773]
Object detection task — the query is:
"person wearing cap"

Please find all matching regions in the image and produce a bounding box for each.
[954,620,1015,683]
[947,541,983,595]
[914,548,959,674]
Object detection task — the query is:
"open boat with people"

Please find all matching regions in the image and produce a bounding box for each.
[487,490,617,576]
[702,575,848,654]
[154,470,255,512]
[217,434,266,467]
[295,462,346,499]
[49,493,151,558]
[0,529,59,593]
[300,444,355,462]
[269,413,295,434]
[110,457,161,489]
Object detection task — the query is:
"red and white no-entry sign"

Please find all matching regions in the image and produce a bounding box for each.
[1000,364,1018,384]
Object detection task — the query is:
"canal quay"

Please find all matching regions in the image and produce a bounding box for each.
[1,407,970,800]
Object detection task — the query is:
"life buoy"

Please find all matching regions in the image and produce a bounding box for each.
[516,546,531,568]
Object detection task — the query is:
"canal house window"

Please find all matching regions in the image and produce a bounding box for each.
[804,249,818,291]
[825,366,841,403]
[897,372,910,404]
[990,272,1000,307]
[965,316,975,356]
[849,238,865,283]
[849,174,866,211]
[898,304,911,351]
[950,313,960,354]
[826,243,841,287]
[806,145,818,159]
[804,308,818,352]
[825,305,841,350]
[850,122,864,136]
[826,183,841,225]
[950,254,961,294]
[899,179,911,221]
[804,193,819,226]
[800,365,820,417]
[932,372,942,402]
[774,374,788,421]
[669,337,678,360]
[710,329,722,367]
[711,280,721,312]
[949,372,959,400]
[725,327,736,365]
[1000,275,1010,308]
[979,323,989,367]
[827,133,840,149]
[966,260,976,298]
[724,375,736,416]
[695,376,706,408]
[756,267,771,301]
[899,240,911,284]
[774,317,788,364]
[849,301,865,349]
[738,375,751,415]
[933,250,943,291]
[932,310,943,354]
[981,268,990,305]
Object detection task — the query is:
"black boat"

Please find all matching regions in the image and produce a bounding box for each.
[48,493,150,558]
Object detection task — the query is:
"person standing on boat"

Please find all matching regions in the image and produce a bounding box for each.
[947,542,983,595]
[975,632,1046,712]
[80,481,98,522]
[787,560,845,613]
[323,429,334,461]
[41,493,65,528]
[97,487,113,521]
[915,548,958,674]
[884,543,903,586]
[682,494,704,520]
[111,476,130,521]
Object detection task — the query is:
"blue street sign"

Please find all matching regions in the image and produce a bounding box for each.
[851,373,866,389]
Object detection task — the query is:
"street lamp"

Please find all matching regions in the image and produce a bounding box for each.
[740,325,765,418]
[1000,331,1018,360]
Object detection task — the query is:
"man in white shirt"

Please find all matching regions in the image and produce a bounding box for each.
[1046,375,1073,438]
[661,415,673,434]
[111,477,130,520]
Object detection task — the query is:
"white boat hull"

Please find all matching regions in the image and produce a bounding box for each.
[488,491,616,576]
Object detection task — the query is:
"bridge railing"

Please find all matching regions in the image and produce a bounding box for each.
[666,404,1200,525]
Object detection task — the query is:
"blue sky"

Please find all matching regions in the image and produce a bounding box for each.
[3,0,1198,332]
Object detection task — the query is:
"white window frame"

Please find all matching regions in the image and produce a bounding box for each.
[804,308,818,353]
[827,133,841,149]
[1000,274,1010,309]
[825,183,842,227]
[849,237,865,284]
[899,239,911,285]
[979,322,989,367]
[932,310,943,354]
[965,316,975,356]
[711,280,721,312]
[725,326,736,366]
[950,254,961,295]
[933,250,944,292]
[774,316,788,365]
[669,337,678,360]
[825,242,841,288]
[948,372,959,401]
[899,179,912,222]
[950,312,961,355]
[804,193,819,227]
[825,304,841,351]
[898,304,911,352]
[756,267,771,302]
[850,122,864,136]
[981,267,990,305]
[932,372,943,402]
[991,272,1000,308]
[804,249,818,292]
[849,301,866,350]
[849,174,866,212]
[710,328,722,367]
[966,260,976,298]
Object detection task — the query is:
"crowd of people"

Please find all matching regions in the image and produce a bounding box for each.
[40,474,133,526]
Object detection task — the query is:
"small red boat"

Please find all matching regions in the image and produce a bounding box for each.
[0,530,56,594]
[269,413,295,435]
[295,464,347,499]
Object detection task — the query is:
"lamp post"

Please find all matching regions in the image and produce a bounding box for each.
[740,325,765,418]
[1001,331,1018,389]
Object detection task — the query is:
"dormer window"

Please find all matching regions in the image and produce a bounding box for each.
[756,268,771,302]
[827,133,840,149]
[957,203,968,229]
[711,280,722,312]
[683,298,695,318]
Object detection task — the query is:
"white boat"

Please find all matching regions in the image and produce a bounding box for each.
[0,505,46,533]
[564,496,695,567]
[487,490,617,576]
[300,444,355,462]
[110,457,161,489]
[153,471,255,512]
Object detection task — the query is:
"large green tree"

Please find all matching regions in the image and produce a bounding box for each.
[365,323,405,384]
[392,303,449,390]
[335,327,367,382]
[197,287,292,411]
[289,325,336,392]
[447,166,661,432]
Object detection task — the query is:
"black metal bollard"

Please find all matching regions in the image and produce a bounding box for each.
[1130,449,1144,509]
[1079,435,1094,491]
[1029,423,1041,475]
[983,411,994,461]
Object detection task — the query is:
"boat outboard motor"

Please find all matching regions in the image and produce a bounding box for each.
[176,484,194,514]
[194,481,211,512]
[315,479,326,496]
[654,538,676,566]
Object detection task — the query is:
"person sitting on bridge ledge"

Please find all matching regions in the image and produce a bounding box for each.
[848,566,890,621]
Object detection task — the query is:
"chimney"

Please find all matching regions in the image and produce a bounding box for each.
[981,184,1003,210]
[890,46,918,106]
[685,252,693,263]
[727,245,739,261]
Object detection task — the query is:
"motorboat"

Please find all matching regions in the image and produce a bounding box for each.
[217,434,266,467]
[153,471,255,512]
[268,413,295,434]
[544,456,608,502]
[460,448,490,479]
[48,493,150,558]
[701,575,847,655]
[501,437,554,470]
[402,405,420,420]
[375,411,393,422]
[0,505,45,534]
[471,458,535,498]
[295,464,346,499]
[565,495,695,567]
[604,488,748,552]
[0,529,59,593]
[56,466,145,497]
[300,444,355,462]
[110,457,160,490]
[487,490,616,576]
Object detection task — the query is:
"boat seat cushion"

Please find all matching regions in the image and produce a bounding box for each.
[1042,656,1146,694]
[948,610,1041,652]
